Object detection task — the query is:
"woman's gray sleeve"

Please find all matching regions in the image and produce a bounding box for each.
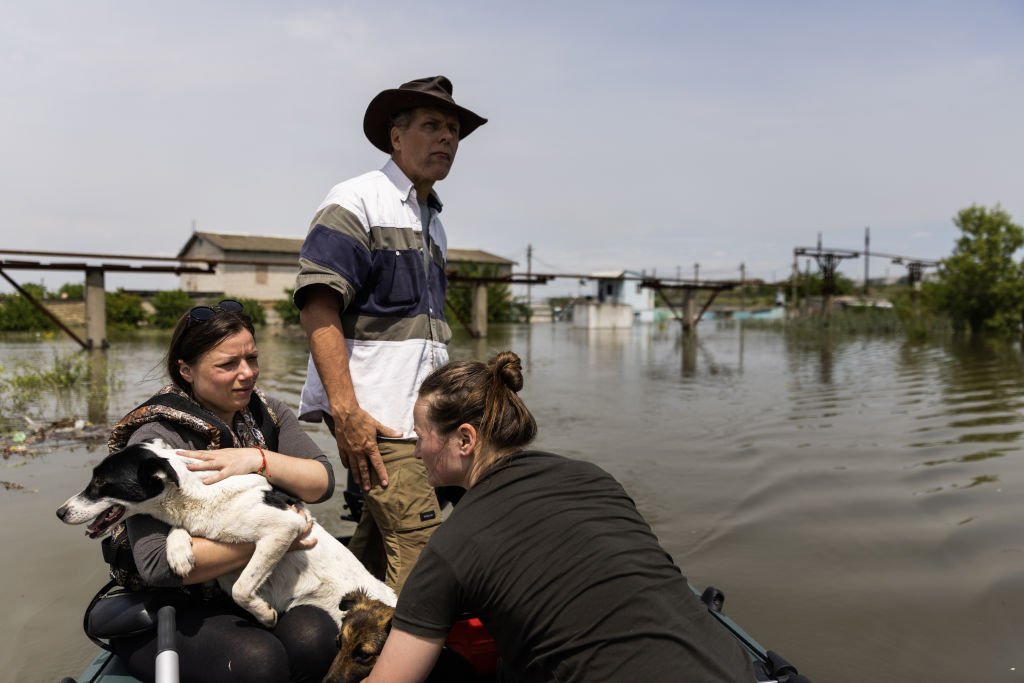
[125,515,183,587]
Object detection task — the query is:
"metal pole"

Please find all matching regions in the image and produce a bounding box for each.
[155,606,179,683]
[526,244,533,309]
[790,250,798,316]
[864,226,870,296]
[739,262,746,312]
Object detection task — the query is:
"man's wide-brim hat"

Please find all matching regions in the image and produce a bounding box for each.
[363,75,488,153]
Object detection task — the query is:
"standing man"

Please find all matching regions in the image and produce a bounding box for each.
[294,76,487,592]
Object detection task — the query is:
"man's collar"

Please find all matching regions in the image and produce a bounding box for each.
[382,159,444,212]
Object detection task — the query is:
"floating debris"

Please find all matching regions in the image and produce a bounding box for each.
[1,481,25,491]
[1,416,107,458]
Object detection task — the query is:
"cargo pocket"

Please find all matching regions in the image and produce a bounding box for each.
[367,456,442,532]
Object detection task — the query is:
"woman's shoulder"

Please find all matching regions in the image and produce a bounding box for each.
[492,450,578,476]
[124,421,194,450]
[261,394,296,416]
[478,451,618,493]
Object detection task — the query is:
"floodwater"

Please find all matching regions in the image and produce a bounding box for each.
[2,322,1023,682]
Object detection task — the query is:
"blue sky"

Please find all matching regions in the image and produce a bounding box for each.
[2,1,1022,296]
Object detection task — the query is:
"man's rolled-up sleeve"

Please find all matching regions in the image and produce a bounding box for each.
[294,203,371,311]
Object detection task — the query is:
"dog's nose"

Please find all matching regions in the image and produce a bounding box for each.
[56,505,67,520]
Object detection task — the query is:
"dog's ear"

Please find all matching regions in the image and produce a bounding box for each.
[339,589,366,612]
[138,455,180,497]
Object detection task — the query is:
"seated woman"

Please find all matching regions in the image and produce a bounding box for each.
[365,351,757,683]
[102,300,338,683]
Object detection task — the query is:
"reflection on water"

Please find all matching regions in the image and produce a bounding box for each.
[3,323,1024,682]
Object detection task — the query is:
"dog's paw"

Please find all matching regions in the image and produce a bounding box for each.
[166,527,195,576]
[260,608,278,629]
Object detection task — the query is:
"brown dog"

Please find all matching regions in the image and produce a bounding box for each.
[324,589,395,683]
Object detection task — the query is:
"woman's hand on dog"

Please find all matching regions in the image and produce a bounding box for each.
[178,448,263,484]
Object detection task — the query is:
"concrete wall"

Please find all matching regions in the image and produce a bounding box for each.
[44,301,86,328]
[573,302,633,329]
[179,240,296,301]
[593,275,655,320]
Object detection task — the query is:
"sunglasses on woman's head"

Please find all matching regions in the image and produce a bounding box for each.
[188,299,244,323]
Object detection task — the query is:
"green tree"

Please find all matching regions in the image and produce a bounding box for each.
[234,297,267,326]
[445,265,526,325]
[150,290,194,328]
[0,283,56,331]
[925,204,1024,335]
[274,289,301,326]
[57,282,84,300]
[791,270,856,299]
[106,289,145,328]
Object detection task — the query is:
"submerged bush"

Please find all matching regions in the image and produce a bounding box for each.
[274,289,301,326]
[149,290,193,328]
[107,289,146,329]
[0,350,89,420]
[234,297,267,326]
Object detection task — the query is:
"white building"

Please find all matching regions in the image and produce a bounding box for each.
[571,270,657,329]
[178,232,301,301]
[176,231,516,302]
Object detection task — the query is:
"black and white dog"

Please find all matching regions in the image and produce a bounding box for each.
[56,439,396,627]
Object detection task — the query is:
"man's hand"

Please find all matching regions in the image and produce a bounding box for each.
[333,407,403,490]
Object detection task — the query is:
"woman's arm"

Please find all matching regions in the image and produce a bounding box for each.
[123,422,319,585]
[182,395,335,503]
[182,510,314,584]
[364,628,445,683]
[128,508,315,586]
[181,446,329,503]
[181,537,256,585]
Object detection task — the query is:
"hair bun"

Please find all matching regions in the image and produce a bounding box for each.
[492,351,524,392]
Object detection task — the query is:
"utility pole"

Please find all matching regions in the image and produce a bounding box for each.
[694,262,700,283]
[526,244,533,308]
[739,262,746,311]
[790,251,798,316]
[863,226,870,296]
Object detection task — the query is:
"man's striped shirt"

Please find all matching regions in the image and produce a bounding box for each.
[294,159,451,437]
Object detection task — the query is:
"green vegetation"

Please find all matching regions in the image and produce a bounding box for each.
[0,284,275,333]
[234,297,267,326]
[767,203,1023,341]
[445,265,529,325]
[150,290,194,328]
[923,205,1024,336]
[0,350,89,417]
[57,283,84,300]
[0,284,57,332]
[274,289,301,326]
[107,289,145,329]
